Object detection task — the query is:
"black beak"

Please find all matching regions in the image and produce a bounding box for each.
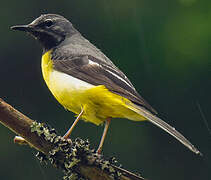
[10,25,33,32]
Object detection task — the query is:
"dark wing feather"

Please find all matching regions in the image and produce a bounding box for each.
[52,54,157,114]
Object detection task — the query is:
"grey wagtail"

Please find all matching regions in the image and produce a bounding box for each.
[11,14,201,155]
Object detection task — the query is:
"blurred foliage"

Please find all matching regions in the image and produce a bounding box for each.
[0,0,210,180]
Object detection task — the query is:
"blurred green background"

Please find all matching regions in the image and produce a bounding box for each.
[0,0,210,179]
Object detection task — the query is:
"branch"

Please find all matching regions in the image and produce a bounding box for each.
[0,98,145,180]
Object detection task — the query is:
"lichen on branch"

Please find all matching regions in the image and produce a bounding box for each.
[0,98,145,180]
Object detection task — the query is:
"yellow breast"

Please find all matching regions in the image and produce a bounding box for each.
[41,51,53,86]
[41,51,93,113]
[41,51,145,125]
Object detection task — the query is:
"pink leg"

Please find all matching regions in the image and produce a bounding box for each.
[63,108,84,139]
[96,118,111,154]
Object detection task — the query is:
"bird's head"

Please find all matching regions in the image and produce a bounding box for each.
[11,14,77,51]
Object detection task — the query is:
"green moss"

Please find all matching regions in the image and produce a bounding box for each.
[31,121,122,180]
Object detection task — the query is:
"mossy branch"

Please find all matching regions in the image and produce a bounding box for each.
[0,98,145,180]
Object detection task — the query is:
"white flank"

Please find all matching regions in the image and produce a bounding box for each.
[49,70,94,92]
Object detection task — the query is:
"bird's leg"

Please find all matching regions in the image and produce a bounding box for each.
[96,118,111,154]
[63,108,84,139]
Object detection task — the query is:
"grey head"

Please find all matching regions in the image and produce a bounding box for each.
[11,14,78,51]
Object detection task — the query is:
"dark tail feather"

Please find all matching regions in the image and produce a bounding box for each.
[130,105,202,155]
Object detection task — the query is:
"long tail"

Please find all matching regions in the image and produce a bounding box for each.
[127,104,202,155]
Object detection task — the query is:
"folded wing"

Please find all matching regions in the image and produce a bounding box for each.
[52,54,157,114]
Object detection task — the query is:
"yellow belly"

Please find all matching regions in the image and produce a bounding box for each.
[41,51,146,125]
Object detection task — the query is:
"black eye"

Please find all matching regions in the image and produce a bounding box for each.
[45,20,53,27]
[37,19,53,28]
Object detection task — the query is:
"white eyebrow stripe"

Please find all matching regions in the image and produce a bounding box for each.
[104,69,134,88]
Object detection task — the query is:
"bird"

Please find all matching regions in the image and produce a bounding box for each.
[11,14,201,155]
